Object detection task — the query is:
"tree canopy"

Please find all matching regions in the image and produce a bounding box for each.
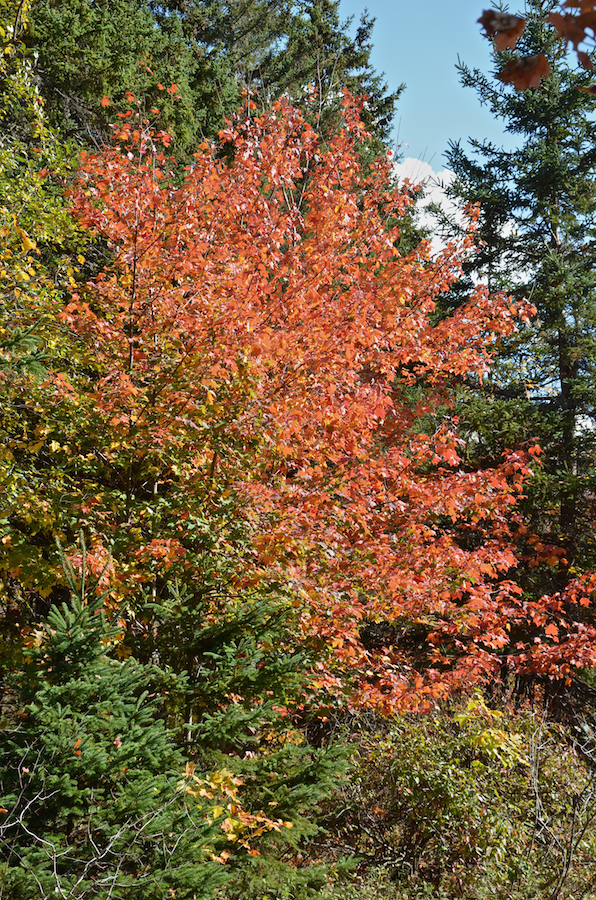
[2,2,596,898]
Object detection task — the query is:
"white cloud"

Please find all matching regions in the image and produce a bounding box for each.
[392,158,462,254]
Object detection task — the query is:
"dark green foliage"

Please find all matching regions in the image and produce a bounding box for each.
[29,0,205,148]
[0,567,228,899]
[0,535,350,899]
[131,580,351,898]
[133,581,313,744]
[438,0,596,589]
[223,740,351,899]
[27,0,401,155]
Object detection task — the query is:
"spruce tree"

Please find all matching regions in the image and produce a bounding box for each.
[442,0,596,591]
[248,0,401,149]
[0,543,349,898]
[28,0,401,154]
[0,554,228,899]
[28,0,208,149]
[128,579,351,899]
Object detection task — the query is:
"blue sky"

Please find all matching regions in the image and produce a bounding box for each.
[338,0,520,168]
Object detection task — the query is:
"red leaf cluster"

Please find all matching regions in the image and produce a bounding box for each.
[56,97,595,711]
[478,10,526,51]
[498,54,553,90]
[548,10,593,50]
[479,2,596,88]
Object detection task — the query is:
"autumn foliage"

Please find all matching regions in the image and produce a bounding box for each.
[477,10,527,52]
[12,92,579,715]
[6,4,596,892]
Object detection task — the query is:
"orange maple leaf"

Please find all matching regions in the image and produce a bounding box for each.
[498,54,552,90]
[478,10,526,51]
[548,11,588,49]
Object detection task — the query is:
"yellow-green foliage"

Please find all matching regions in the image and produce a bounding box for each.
[0,0,84,615]
[324,700,596,900]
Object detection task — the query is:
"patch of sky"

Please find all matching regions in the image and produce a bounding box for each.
[338,0,521,166]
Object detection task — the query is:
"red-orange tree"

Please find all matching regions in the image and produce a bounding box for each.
[11,93,596,712]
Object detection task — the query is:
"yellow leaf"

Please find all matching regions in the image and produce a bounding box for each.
[18,228,36,253]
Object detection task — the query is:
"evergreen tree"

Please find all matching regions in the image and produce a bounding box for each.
[28,0,207,149]
[245,0,401,149]
[441,0,596,592]
[0,555,229,899]
[125,579,351,897]
[28,0,402,155]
